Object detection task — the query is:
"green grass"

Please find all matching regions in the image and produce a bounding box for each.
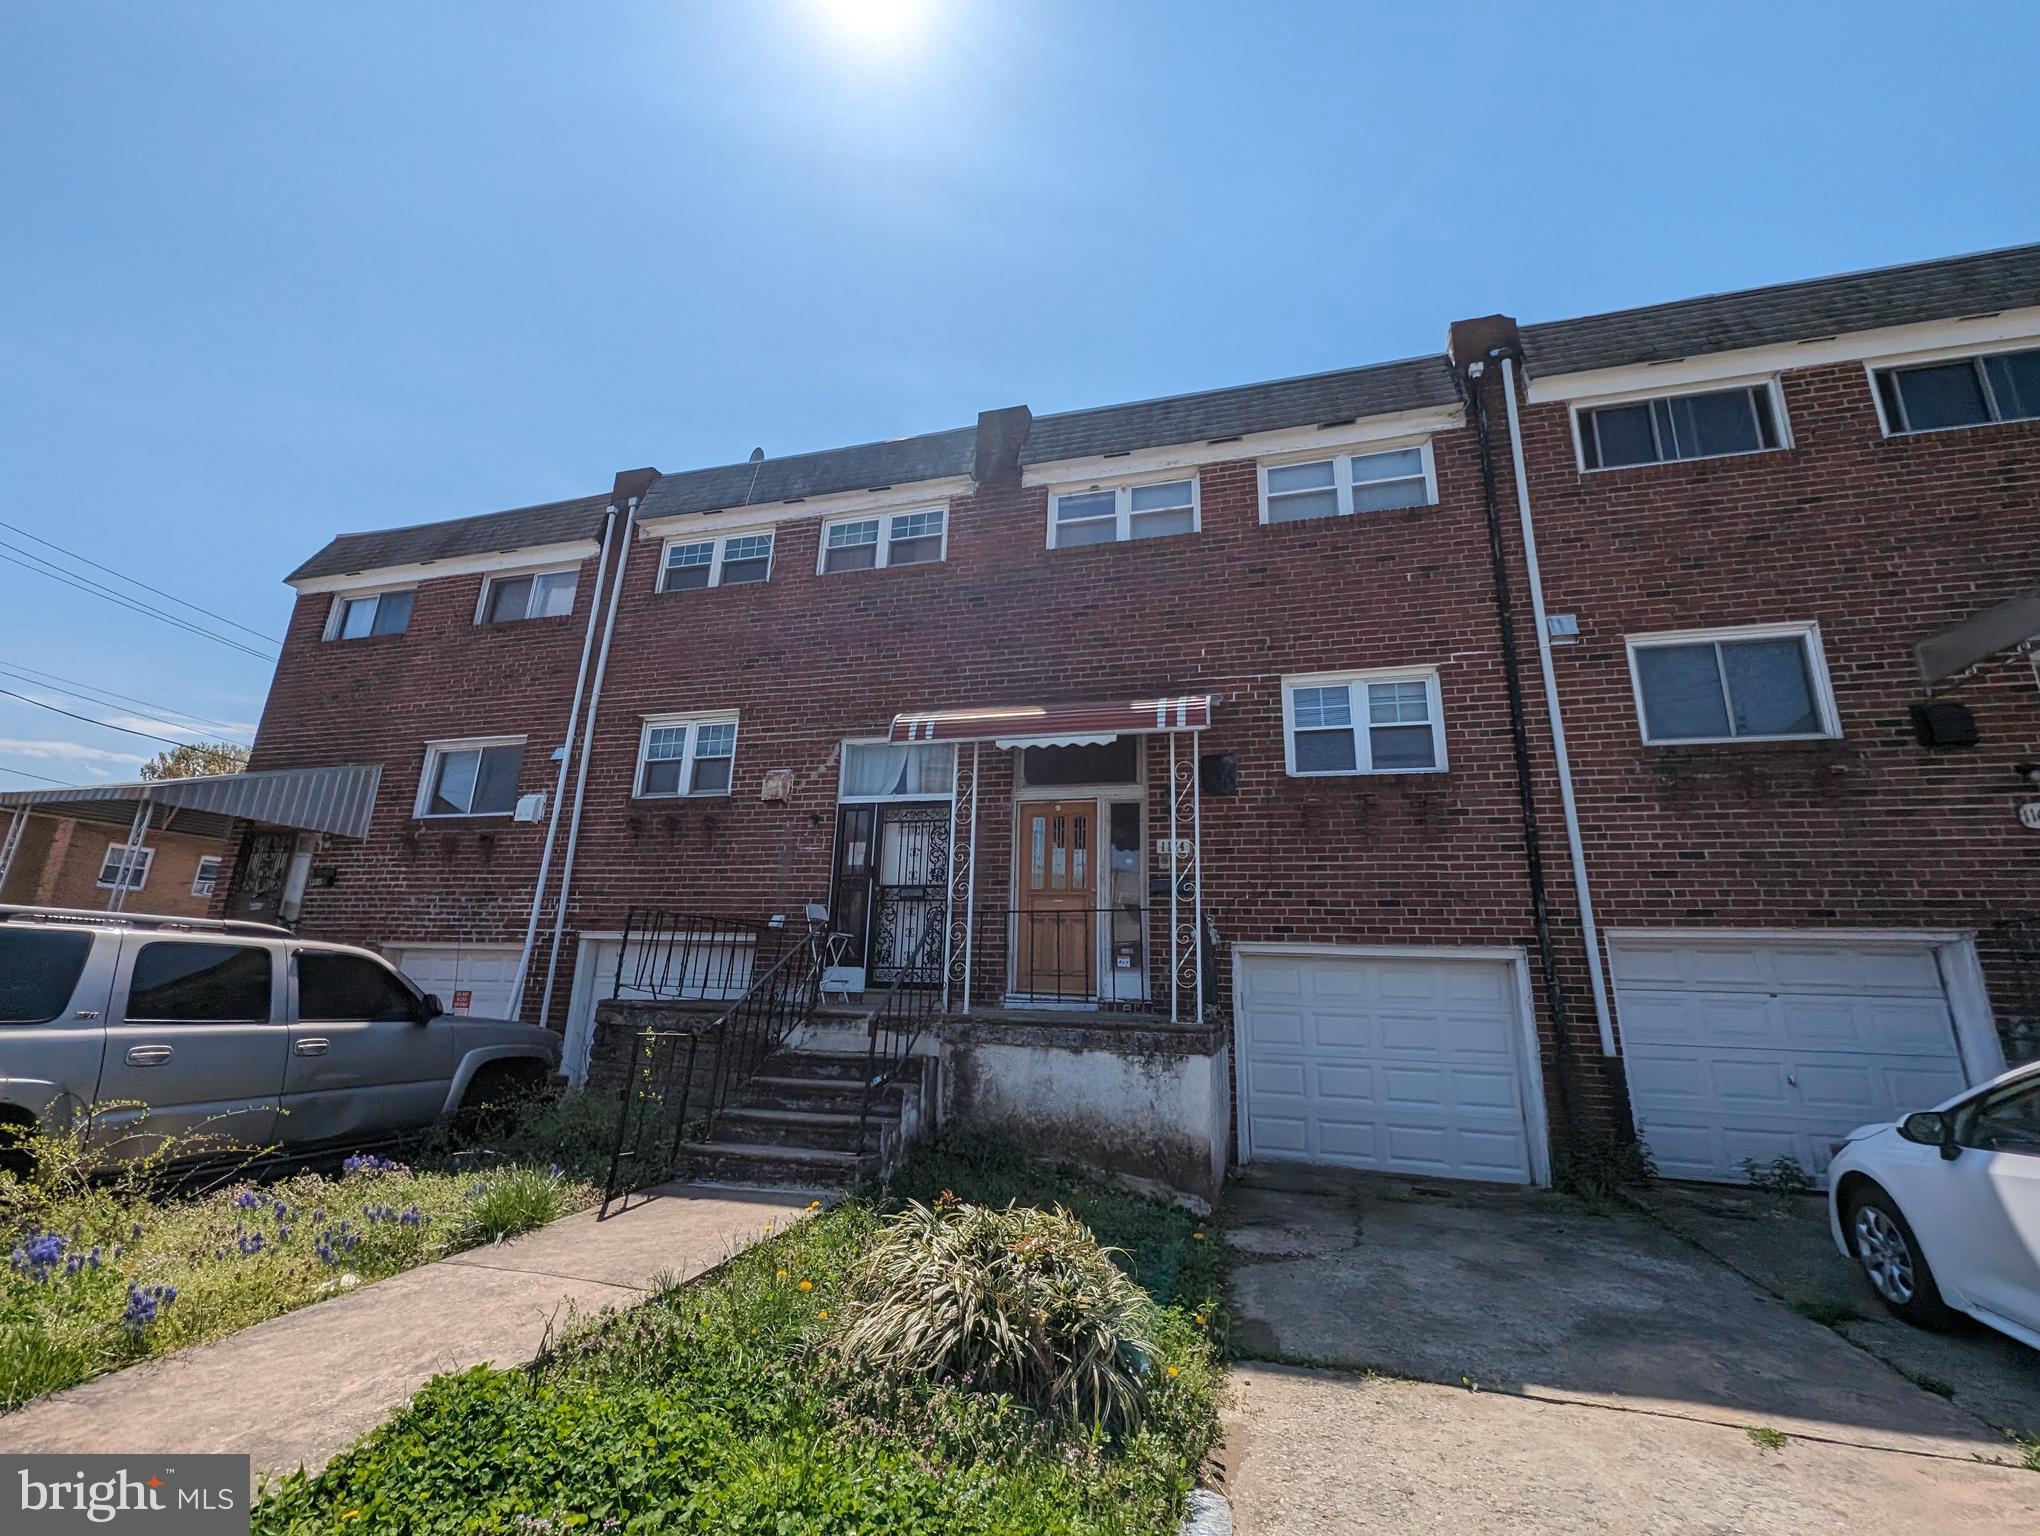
[251,1137,1224,1536]
[1745,1425,1788,1452]
[1,1093,615,1411]
[1788,1297,1867,1327]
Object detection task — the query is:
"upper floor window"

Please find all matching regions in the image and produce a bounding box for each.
[327,589,413,641]
[97,842,154,890]
[660,530,774,592]
[1259,444,1435,524]
[1873,346,2040,435]
[819,508,947,574]
[1626,623,1837,746]
[480,568,577,624]
[1577,382,1786,470]
[637,713,738,797]
[1050,478,1198,548]
[417,738,525,817]
[1282,668,1446,776]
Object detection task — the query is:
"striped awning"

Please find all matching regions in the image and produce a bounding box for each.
[889,695,1214,745]
[0,763,383,841]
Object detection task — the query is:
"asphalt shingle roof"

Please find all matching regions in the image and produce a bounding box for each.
[1519,242,2040,378]
[1019,355,1461,466]
[287,494,612,584]
[636,427,979,522]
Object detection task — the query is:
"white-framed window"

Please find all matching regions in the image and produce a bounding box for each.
[479,567,578,624]
[838,740,956,801]
[325,588,414,641]
[1626,622,1839,746]
[1258,443,1436,524]
[1049,476,1199,548]
[1574,381,1788,470]
[1281,668,1447,776]
[818,508,948,574]
[96,843,155,890]
[415,737,526,817]
[191,855,223,898]
[1872,345,2040,435]
[636,713,739,797]
[659,530,774,591]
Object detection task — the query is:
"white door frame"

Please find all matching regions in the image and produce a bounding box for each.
[562,929,626,1088]
[1603,927,2007,1086]
[1231,942,1553,1187]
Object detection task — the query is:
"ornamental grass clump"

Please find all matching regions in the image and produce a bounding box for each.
[837,1197,1157,1438]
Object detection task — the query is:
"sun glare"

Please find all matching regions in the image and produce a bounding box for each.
[810,0,928,47]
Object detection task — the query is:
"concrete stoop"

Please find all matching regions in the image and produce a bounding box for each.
[670,1049,932,1189]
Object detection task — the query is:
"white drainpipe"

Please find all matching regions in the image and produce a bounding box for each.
[1498,354,1617,1056]
[510,503,617,1015]
[537,493,639,1031]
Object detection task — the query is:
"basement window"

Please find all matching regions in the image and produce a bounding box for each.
[326,589,413,640]
[1874,345,2040,434]
[1576,382,1786,470]
[417,738,526,817]
[480,568,577,624]
[636,713,739,797]
[1627,623,1838,745]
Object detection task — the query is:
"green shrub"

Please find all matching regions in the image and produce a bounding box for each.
[1553,1126,1658,1206]
[459,1166,565,1243]
[838,1198,1157,1438]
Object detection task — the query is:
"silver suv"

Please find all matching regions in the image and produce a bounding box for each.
[0,905,562,1166]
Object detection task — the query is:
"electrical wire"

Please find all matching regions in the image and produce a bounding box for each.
[0,663,251,744]
[0,762,74,786]
[0,548,276,662]
[0,687,227,750]
[0,516,281,643]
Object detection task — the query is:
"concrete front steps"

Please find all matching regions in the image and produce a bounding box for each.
[668,1049,928,1189]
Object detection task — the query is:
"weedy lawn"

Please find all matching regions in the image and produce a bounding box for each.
[252,1135,1225,1536]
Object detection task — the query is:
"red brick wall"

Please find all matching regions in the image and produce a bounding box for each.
[1509,360,2040,1063]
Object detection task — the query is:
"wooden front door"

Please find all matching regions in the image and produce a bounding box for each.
[1016,800,1097,999]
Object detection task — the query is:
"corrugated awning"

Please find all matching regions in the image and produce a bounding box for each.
[0,763,383,841]
[889,695,1214,745]
[1916,585,2040,688]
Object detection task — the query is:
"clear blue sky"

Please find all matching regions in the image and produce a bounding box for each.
[2,1,2035,787]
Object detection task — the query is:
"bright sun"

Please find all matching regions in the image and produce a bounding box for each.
[811,0,928,46]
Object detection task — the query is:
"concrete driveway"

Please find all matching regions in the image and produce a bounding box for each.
[1220,1165,2040,1534]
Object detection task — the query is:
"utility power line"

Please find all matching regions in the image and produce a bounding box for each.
[0,517,281,644]
[0,662,251,744]
[0,687,225,751]
[0,547,277,663]
[0,762,74,786]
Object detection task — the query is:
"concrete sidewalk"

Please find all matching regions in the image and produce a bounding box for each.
[4,1182,820,1487]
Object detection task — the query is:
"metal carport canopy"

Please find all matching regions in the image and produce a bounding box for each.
[0,763,383,840]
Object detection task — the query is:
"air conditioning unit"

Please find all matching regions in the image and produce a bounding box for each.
[513,793,547,824]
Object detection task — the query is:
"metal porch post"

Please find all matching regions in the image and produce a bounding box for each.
[1192,736,1204,1024]
[0,809,27,894]
[1168,734,1180,1024]
[106,792,152,913]
[945,742,978,1014]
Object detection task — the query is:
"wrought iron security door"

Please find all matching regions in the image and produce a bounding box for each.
[830,802,949,985]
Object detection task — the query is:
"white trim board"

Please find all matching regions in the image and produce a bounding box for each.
[1020,404,1465,487]
[1526,306,2040,405]
[636,476,975,540]
[289,540,601,595]
[1230,941,1552,1187]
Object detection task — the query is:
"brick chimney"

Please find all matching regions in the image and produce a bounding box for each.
[611,466,660,504]
[1446,314,1522,375]
[972,406,1032,489]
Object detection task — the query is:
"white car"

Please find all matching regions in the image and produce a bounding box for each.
[1827,1060,2040,1351]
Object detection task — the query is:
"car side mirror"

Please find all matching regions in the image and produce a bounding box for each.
[417,992,444,1024]
[1900,1111,1958,1159]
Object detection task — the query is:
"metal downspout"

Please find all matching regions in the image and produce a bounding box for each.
[510,503,617,1016]
[1498,355,1617,1056]
[538,493,639,1031]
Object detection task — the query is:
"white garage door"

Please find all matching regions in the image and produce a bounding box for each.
[1611,934,1974,1183]
[386,945,523,1020]
[1236,950,1540,1184]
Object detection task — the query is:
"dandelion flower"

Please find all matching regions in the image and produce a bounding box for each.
[1191,1231,1205,1241]
[1195,1314,1206,1325]
[1167,1366,1180,1378]
[776,1268,787,1279]
[817,1309,829,1320]
[798,1279,812,1292]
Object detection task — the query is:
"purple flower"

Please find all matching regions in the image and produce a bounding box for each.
[234,1189,261,1210]
[123,1283,177,1333]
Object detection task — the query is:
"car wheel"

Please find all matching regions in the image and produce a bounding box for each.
[455,1061,547,1139]
[1844,1184,1954,1330]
